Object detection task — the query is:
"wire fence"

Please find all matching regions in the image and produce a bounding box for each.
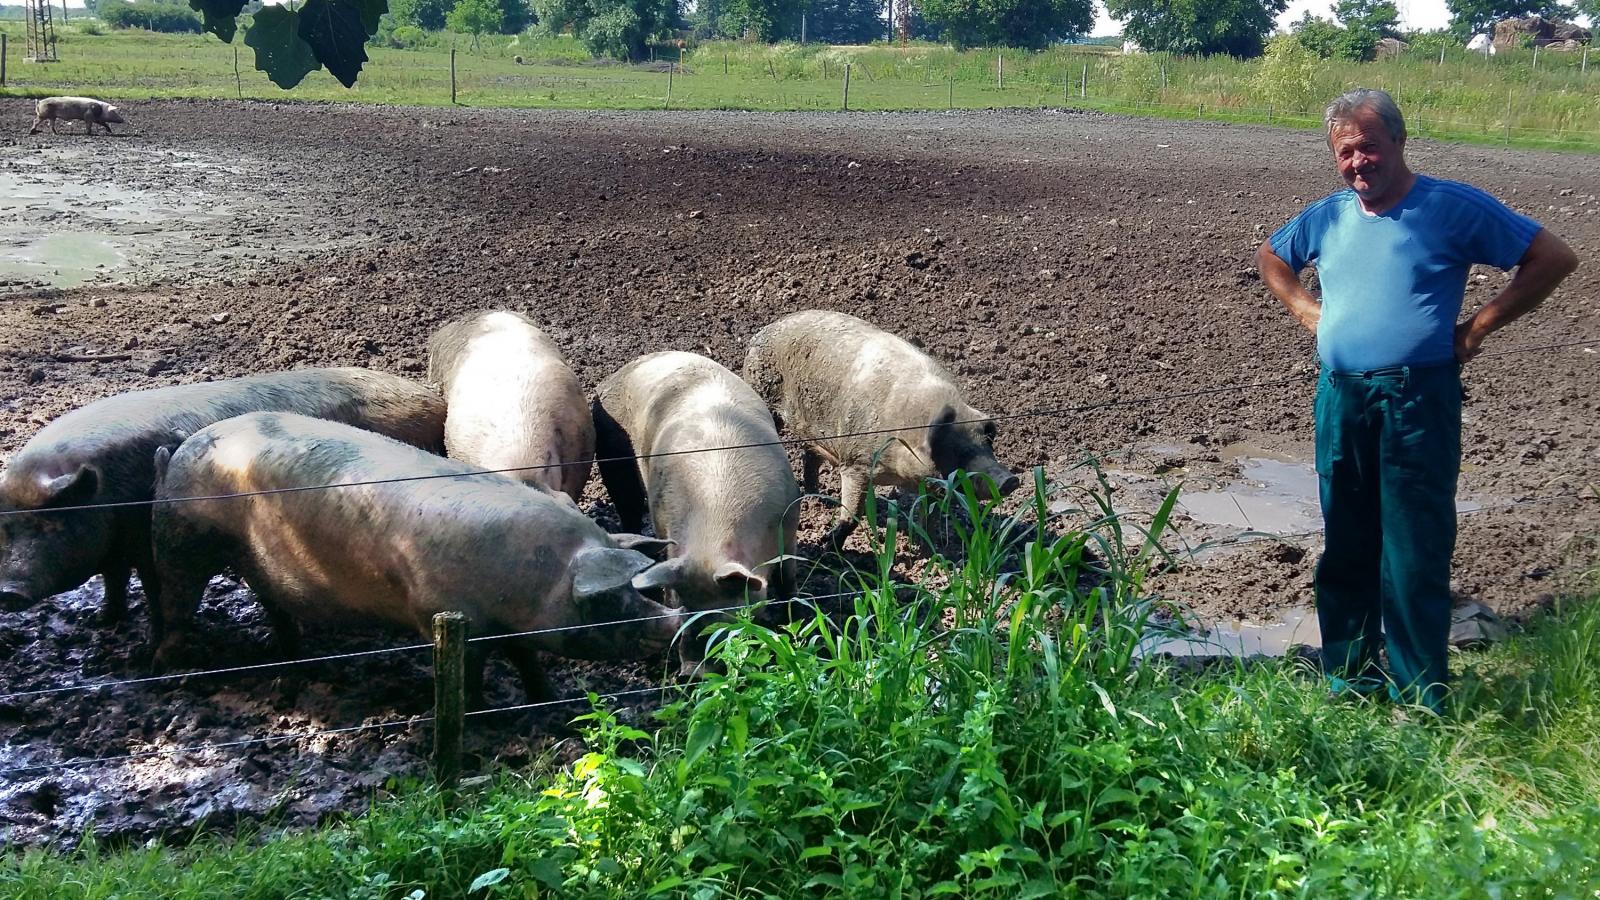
[3,31,1594,149]
[0,336,1594,782]
[7,337,1593,520]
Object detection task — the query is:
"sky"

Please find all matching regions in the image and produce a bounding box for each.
[1091,0,1455,36]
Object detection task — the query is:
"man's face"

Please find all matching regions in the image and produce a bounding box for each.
[1329,110,1406,204]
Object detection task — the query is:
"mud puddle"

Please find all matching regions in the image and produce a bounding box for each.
[1140,606,1321,660]
[0,147,347,293]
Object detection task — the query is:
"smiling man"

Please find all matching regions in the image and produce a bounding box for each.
[1255,88,1579,712]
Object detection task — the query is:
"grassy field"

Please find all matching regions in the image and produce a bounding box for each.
[3,474,1600,896]
[1,26,1597,150]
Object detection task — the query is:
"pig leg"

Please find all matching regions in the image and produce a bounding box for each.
[149,569,210,672]
[100,565,131,626]
[592,401,649,532]
[801,448,822,494]
[29,116,44,134]
[464,643,490,710]
[824,468,867,550]
[502,638,554,703]
[258,598,302,660]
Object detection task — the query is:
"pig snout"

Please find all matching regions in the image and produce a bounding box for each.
[968,459,1020,502]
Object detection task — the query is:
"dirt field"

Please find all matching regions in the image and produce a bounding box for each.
[2,101,1596,848]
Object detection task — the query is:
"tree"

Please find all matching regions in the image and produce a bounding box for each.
[1445,0,1575,39]
[1334,0,1398,36]
[1292,11,1343,56]
[498,0,532,32]
[532,0,678,60]
[714,0,806,41]
[806,0,884,43]
[1105,0,1288,57]
[918,0,1094,50]
[391,0,451,29]
[448,0,504,46]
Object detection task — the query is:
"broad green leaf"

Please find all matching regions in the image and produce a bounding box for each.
[683,719,722,768]
[189,0,247,42]
[244,7,321,89]
[468,867,510,893]
[647,876,686,896]
[297,0,372,88]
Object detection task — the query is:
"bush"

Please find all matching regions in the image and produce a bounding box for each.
[99,1,202,33]
[1253,33,1324,114]
[373,15,432,49]
[75,18,105,35]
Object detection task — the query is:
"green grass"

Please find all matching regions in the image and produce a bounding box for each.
[4,469,1600,897]
[2,27,1597,151]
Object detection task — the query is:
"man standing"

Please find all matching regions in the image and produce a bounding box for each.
[1256,88,1579,711]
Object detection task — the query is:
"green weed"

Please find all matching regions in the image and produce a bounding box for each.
[4,471,1600,896]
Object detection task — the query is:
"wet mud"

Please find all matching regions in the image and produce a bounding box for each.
[1,101,1597,847]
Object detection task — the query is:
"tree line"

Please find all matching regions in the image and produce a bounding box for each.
[73,0,1596,90]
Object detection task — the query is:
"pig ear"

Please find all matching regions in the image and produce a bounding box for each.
[927,405,958,432]
[571,547,655,600]
[610,533,674,561]
[40,466,99,509]
[630,556,688,594]
[713,562,766,598]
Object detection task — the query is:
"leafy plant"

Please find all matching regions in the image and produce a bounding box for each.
[448,0,505,49]
[1254,32,1324,112]
[100,1,204,34]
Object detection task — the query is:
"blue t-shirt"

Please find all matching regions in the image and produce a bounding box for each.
[1269,174,1541,372]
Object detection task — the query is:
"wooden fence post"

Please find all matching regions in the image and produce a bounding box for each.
[997,52,1003,90]
[666,63,672,110]
[234,46,242,99]
[450,48,458,105]
[433,612,466,794]
[843,63,851,111]
[1080,63,1086,99]
[2,34,7,88]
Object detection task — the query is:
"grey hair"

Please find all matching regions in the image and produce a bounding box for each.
[1324,88,1406,144]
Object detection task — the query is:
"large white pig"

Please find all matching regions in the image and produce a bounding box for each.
[149,412,683,702]
[593,352,800,662]
[743,310,1019,546]
[0,368,445,625]
[427,310,594,500]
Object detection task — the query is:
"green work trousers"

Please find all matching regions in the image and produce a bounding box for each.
[1315,362,1462,711]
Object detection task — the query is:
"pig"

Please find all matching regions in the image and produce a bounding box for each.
[427,310,594,500]
[743,310,1019,546]
[30,97,126,136]
[149,412,683,701]
[0,368,446,626]
[593,352,800,664]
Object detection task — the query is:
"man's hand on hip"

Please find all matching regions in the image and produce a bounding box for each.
[1454,319,1487,363]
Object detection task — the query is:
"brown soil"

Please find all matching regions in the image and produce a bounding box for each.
[1,101,1596,848]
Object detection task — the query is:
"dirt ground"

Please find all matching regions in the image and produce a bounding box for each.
[1,101,1596,848]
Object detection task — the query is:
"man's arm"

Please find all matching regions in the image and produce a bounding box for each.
[1255,242,1320,334]
[1455,228,1581,362]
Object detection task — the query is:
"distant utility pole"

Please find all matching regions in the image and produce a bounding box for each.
[800,13,806,43]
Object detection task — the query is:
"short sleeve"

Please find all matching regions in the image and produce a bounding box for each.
[1442,182,1541,270]
[1269,200,1331,272]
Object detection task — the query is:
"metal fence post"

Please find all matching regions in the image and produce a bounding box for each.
[843,63,850,111]
[2,34,7,87]
[666,63,673,110]
[450,48,457,105]
[432,612,466,794]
